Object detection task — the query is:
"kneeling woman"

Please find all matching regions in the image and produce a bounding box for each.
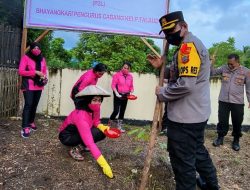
[59,85,113,178]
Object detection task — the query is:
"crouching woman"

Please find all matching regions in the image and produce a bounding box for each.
[59,85,114,178]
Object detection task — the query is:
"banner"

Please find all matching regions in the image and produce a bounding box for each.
[24,0,167,38]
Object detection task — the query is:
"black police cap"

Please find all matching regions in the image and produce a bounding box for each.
[159,11,184,34]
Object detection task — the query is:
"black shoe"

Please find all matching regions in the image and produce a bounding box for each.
[196,176,208,190]
[159,128,167,136]
[232,138,240,151]
[213,136,224,147]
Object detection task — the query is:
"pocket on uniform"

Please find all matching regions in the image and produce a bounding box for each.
[222,73,230,82]
[234,75,245,85]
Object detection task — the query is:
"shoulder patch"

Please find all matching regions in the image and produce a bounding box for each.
[178,42,201,77]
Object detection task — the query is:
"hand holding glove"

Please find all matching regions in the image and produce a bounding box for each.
[114,90,122,98]
[96,155,113,178]
[97,124,121,138]
[97,124,110,133]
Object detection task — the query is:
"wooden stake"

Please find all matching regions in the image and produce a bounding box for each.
[138,1,170,189]
[17,27,28,117]
[25,29,51,53]
[140,37,161,58]
[20,28,28,57]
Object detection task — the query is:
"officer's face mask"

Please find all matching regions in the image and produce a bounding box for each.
[165,28,184,46]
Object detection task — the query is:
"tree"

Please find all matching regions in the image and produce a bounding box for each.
[167,46,178,64]
[72,33,160,73]
[27,29,53,59]
[208,37,242,67]
[242,46,250,68]
[46,38,72,68]
[47,38,72,68]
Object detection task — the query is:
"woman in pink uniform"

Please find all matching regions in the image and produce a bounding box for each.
[59,85,114,178]
[109,62,134,132]
[18,42,48,138]
[70,63,107,105]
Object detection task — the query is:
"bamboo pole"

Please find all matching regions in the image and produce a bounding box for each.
[138,1,170,189]
[139,38,164,130]
[25,29,51,53]
[140,37,161,58]
[17,27,28,117]
[20,28,28,57]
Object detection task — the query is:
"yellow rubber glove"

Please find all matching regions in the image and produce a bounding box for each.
[97,124,110,133]
[96,155,113,178]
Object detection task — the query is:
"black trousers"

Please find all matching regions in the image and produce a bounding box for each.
[59,124,105,147]
[22,90,42,129]
[110,92,128,120]
[167,119,219,190]
[217,101,244,138]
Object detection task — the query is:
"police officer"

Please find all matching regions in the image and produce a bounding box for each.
[147,11,219,190]
[212,53,250,151]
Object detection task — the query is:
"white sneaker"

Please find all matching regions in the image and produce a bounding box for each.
[118,127,126,133]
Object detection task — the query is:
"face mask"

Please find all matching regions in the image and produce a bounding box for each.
[122,69,129,75]
[31,49,41,56]
[88,104,101,112]
[166,30,183,46]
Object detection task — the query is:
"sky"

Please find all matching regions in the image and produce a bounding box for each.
[53,0,250,51]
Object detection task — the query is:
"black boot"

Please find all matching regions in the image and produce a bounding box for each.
[213,136,224,147]
[232,137,240,151]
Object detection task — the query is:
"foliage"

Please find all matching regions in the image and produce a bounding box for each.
[72,33,160,73]
[46,38,72,68]
[127,126,151,142]
[46,57,66,69]
[27,31,250,71]
[27,29,53,59]
[50,38,71,62]
[27,32,76,69]
[242,46,250,68]
[127,126,151,155]
[167,46,178,64]
[208,37,243,67]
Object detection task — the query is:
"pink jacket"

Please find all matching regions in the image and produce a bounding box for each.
[59,109,101,160]
[71,69,98,99]
[18,55,47,91]
[111,71,134,93]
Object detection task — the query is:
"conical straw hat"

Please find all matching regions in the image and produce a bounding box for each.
[75,85,110,97]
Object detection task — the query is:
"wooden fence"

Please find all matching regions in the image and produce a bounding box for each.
[0,24,21,68]
[0,24,22,117]
[0,67,19,117]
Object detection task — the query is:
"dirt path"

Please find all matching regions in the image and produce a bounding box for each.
[0,117,249,190]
